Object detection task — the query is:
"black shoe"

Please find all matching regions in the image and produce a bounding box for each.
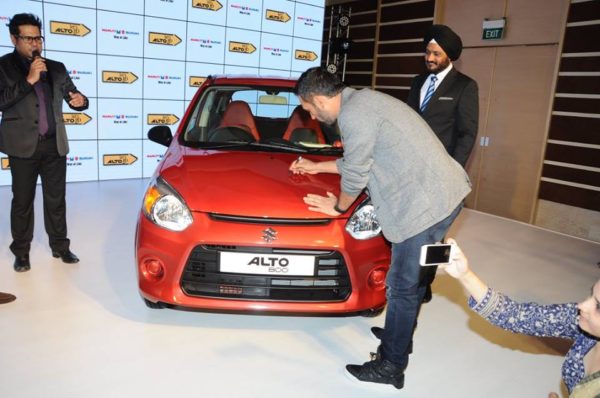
[14,255,31,272]
[0,292,17,304]
[52,250,79,264]
[371,326,384,340]
[346,358,405,389]
[422,284,433,303]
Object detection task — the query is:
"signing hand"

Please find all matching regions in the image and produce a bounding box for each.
[290,156,319,175]
[303,192,339,216]
[68,91,86,108]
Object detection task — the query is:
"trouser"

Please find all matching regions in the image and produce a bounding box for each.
[380,204,463,369]
[8,137,70,256]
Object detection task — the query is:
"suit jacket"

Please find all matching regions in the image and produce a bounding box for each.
[406,67,478,167]
[335,88,471,243]
[0,50,88,157]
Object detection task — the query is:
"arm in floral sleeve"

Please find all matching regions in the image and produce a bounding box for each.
[469,288,580,339]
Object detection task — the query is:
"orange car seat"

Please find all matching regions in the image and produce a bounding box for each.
[282,106,326,144]
[217,100,260,141]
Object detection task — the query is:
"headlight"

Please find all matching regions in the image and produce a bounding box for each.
[345,202,382,240]
[142,177,193,231]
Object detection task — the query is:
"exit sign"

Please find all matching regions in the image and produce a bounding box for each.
[482,18,506,40]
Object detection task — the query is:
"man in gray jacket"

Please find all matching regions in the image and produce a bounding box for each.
[290,67,471,389]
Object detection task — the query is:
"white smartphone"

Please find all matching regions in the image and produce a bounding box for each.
[419,243,455,266]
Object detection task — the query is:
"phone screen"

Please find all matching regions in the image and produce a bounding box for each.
[424,244,452,265]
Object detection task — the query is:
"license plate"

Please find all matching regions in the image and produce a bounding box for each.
[220,252,315,276]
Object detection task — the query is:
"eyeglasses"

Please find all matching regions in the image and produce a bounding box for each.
[16,35,45,44]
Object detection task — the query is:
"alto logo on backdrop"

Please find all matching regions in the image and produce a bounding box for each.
[67,155,94,167]
[149,32,182,46]
[230,3,259,16]
[192,0,223,11]
[102,114,139,125]
[102,28,141,40]
[63,113,92,125]
[102,71,139,84]
[50,21,91,37]
[264,46,289,57]
[146,74,182,85]
[189,76,207,87]
[68,69,93,81]
[265,10,291,23]
[147,114,179,125]
[297,16,321,27]
[295,50,318,61]
[103,154,138,166]
[228,41,256,54]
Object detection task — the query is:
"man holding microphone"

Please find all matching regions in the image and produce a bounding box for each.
[0,13,88,272]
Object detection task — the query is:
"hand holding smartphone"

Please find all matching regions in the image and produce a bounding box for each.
[419,242,456,266]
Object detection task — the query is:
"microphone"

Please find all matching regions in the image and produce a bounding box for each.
[32,50,47,81]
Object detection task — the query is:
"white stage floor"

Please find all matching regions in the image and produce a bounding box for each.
[0,179,598,398]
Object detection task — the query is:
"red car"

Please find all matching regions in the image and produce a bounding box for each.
[136,75,390,316]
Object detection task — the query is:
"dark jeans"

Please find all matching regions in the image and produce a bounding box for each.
[380,204,462,368]
[9,137,70,256]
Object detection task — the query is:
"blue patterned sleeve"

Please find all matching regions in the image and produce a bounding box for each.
[468,288,580,339]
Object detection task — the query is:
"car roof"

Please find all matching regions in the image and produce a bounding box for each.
[208,74,298,88]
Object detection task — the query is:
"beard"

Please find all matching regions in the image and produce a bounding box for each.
[426,56,451,74]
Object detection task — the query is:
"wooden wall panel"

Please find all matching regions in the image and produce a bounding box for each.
[548,116,600,145]
[474,45,558,222]
[539,182,600,212]
[541,0,600,214]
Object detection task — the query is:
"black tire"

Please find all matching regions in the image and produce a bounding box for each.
[360,306,385,317]
[143,298,165,309]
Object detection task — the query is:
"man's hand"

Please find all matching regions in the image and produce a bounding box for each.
[26,57,47,85]
[68,91,86,108]
[303,192,340,216]
[290,156,319,175]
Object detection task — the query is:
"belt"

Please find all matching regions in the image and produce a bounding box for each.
[38,134,55,142]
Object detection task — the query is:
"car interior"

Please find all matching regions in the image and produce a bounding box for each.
[182,86,339,147]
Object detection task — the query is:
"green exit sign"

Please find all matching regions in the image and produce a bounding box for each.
[482,18,506,40]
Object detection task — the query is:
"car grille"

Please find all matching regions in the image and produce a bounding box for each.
[181,245,351,302]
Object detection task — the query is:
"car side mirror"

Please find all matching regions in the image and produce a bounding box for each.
[148,126,173,147]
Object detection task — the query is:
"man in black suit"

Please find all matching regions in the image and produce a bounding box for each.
[406,24,478,167]
[0,13,88,272]
[407,25,479,303]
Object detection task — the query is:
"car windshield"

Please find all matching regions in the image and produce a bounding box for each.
[180,84,342,155]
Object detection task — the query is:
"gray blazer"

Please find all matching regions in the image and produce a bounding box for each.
[336,87,471,243]
[0,50,88,157]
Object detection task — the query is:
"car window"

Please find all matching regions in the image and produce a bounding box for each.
[180,83,341,154]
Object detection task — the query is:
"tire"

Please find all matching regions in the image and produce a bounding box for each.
[360,306,385,317]
[143,298,165,309]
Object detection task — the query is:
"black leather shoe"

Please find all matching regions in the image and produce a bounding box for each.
[14,255,31,272]
[371,326,384,340]
[346,358,405,389]
[0,292,17,304]
[52,250,79,264]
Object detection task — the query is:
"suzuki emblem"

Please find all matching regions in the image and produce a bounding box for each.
[262,227,278,243]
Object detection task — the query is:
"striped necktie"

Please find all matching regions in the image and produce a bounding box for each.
[420,75,437,113]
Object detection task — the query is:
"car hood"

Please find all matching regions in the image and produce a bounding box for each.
[159,148,343,218]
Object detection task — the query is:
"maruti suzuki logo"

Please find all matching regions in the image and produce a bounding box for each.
[262,227,278,243]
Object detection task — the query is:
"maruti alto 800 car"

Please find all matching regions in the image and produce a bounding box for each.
[135,75,390,316]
